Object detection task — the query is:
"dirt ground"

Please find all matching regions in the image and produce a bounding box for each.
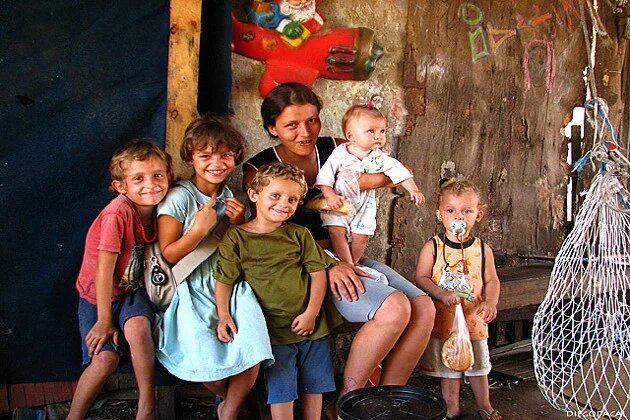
[6,374,569,419]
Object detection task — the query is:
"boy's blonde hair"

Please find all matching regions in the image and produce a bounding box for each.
[248,162,308,201]
[109,140,173,182]
[436,178,488,212]
[341,104,385,134]
[180,114,246,164]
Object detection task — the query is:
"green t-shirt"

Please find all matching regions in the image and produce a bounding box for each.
[215,223,343,345]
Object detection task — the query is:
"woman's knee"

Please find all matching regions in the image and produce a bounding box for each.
[123,316,152,345]
[410,295,436,323]
[374,291,411,326]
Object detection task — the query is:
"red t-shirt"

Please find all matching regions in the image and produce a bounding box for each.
[75,195,156,304]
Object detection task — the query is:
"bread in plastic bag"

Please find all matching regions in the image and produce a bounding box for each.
[441,303,474,372]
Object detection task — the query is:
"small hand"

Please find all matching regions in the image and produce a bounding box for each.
[410,190,426,208]
[217,314,238,343]
[438,289,459,306]
[292,312,315,336]
[476,300,497,323]
[190,195,218,236]
[224,197,246,225]
[85,320,119,357]
[282,20,304,39]
[327,262,367,301]
[324,194,345,210]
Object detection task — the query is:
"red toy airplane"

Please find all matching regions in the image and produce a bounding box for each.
[231,10,384,96]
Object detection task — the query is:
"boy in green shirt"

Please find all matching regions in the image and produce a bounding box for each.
[215,161,342,419]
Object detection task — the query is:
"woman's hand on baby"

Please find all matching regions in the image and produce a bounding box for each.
[327,262,367,301]
[292,312,315,336]
[85,320,119,357]
[224,197,246,225]
[476,301,497,323]
[410,190,426,207]
[438,290,459,306]
[217,315,238,342]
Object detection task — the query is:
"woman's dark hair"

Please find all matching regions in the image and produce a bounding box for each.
[261,82,322,137]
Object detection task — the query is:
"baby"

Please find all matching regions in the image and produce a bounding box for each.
[315,103,425,265]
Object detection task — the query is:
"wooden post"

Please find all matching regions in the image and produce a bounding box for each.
[166,0,203,178]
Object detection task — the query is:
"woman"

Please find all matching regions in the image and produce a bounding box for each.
[243,82,436,399]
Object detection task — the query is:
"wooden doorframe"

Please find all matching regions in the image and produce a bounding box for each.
[165,0,203,178]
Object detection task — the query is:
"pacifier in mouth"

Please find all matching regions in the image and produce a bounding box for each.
[450,221,467,236]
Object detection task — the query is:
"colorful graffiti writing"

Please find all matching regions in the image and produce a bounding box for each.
[459,0,579,62]
[460,2,483,26]
[468,26,490,61]
[456,1,566,92]
[523,39,556,92]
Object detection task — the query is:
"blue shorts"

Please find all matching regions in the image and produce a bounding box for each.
[264,337,335,404]
[331,258,427,323]
[78,288,154,365]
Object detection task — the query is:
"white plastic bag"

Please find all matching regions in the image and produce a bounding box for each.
[442,303,474,372]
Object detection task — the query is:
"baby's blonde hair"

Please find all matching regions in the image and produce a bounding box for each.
[341,104,385,135]
[249,162,308,201]
[109,140,172,182]
[435,178,487,212]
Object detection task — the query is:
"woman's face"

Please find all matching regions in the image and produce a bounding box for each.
[268,104,321,157]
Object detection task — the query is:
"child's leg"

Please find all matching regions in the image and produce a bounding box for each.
[469,375,501,419]
[67,351,120,420]
[301,393,322,420]
[350,233,369,264]
[219,364,260,420]
[123,315,156,420]
[203,379,228,399]
[270,401,294,420]
[328,225,354,264]
[440,377,461,417]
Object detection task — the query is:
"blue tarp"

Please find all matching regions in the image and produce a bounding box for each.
[0,0,232,384]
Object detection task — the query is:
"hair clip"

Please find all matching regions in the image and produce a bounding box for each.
[365,94,383,110]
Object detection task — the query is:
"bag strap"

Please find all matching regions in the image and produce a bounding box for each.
[168,185,245,285]
[170,217,229,284]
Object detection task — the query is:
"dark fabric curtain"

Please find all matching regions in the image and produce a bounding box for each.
[198,0,233,116]
[0,0,170,384]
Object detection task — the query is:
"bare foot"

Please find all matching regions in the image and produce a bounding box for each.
[217,400,240,420]
[445,406,461,419]
[135,406,155,420]
[216,401,224,420]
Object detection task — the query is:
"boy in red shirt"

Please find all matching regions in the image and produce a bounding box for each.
[68,140,171,420]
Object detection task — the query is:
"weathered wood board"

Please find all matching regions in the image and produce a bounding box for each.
[391,0,625,279]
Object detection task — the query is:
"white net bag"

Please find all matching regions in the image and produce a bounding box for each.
[532,145,630,419]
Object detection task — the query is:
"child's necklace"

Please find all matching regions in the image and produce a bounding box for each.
[136,211,158,243]
[442,233,468,274]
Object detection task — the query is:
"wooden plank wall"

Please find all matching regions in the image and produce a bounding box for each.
[391,0,625,278]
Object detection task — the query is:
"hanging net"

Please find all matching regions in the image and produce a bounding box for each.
[532,122,630,417]
[532,1,630,416]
